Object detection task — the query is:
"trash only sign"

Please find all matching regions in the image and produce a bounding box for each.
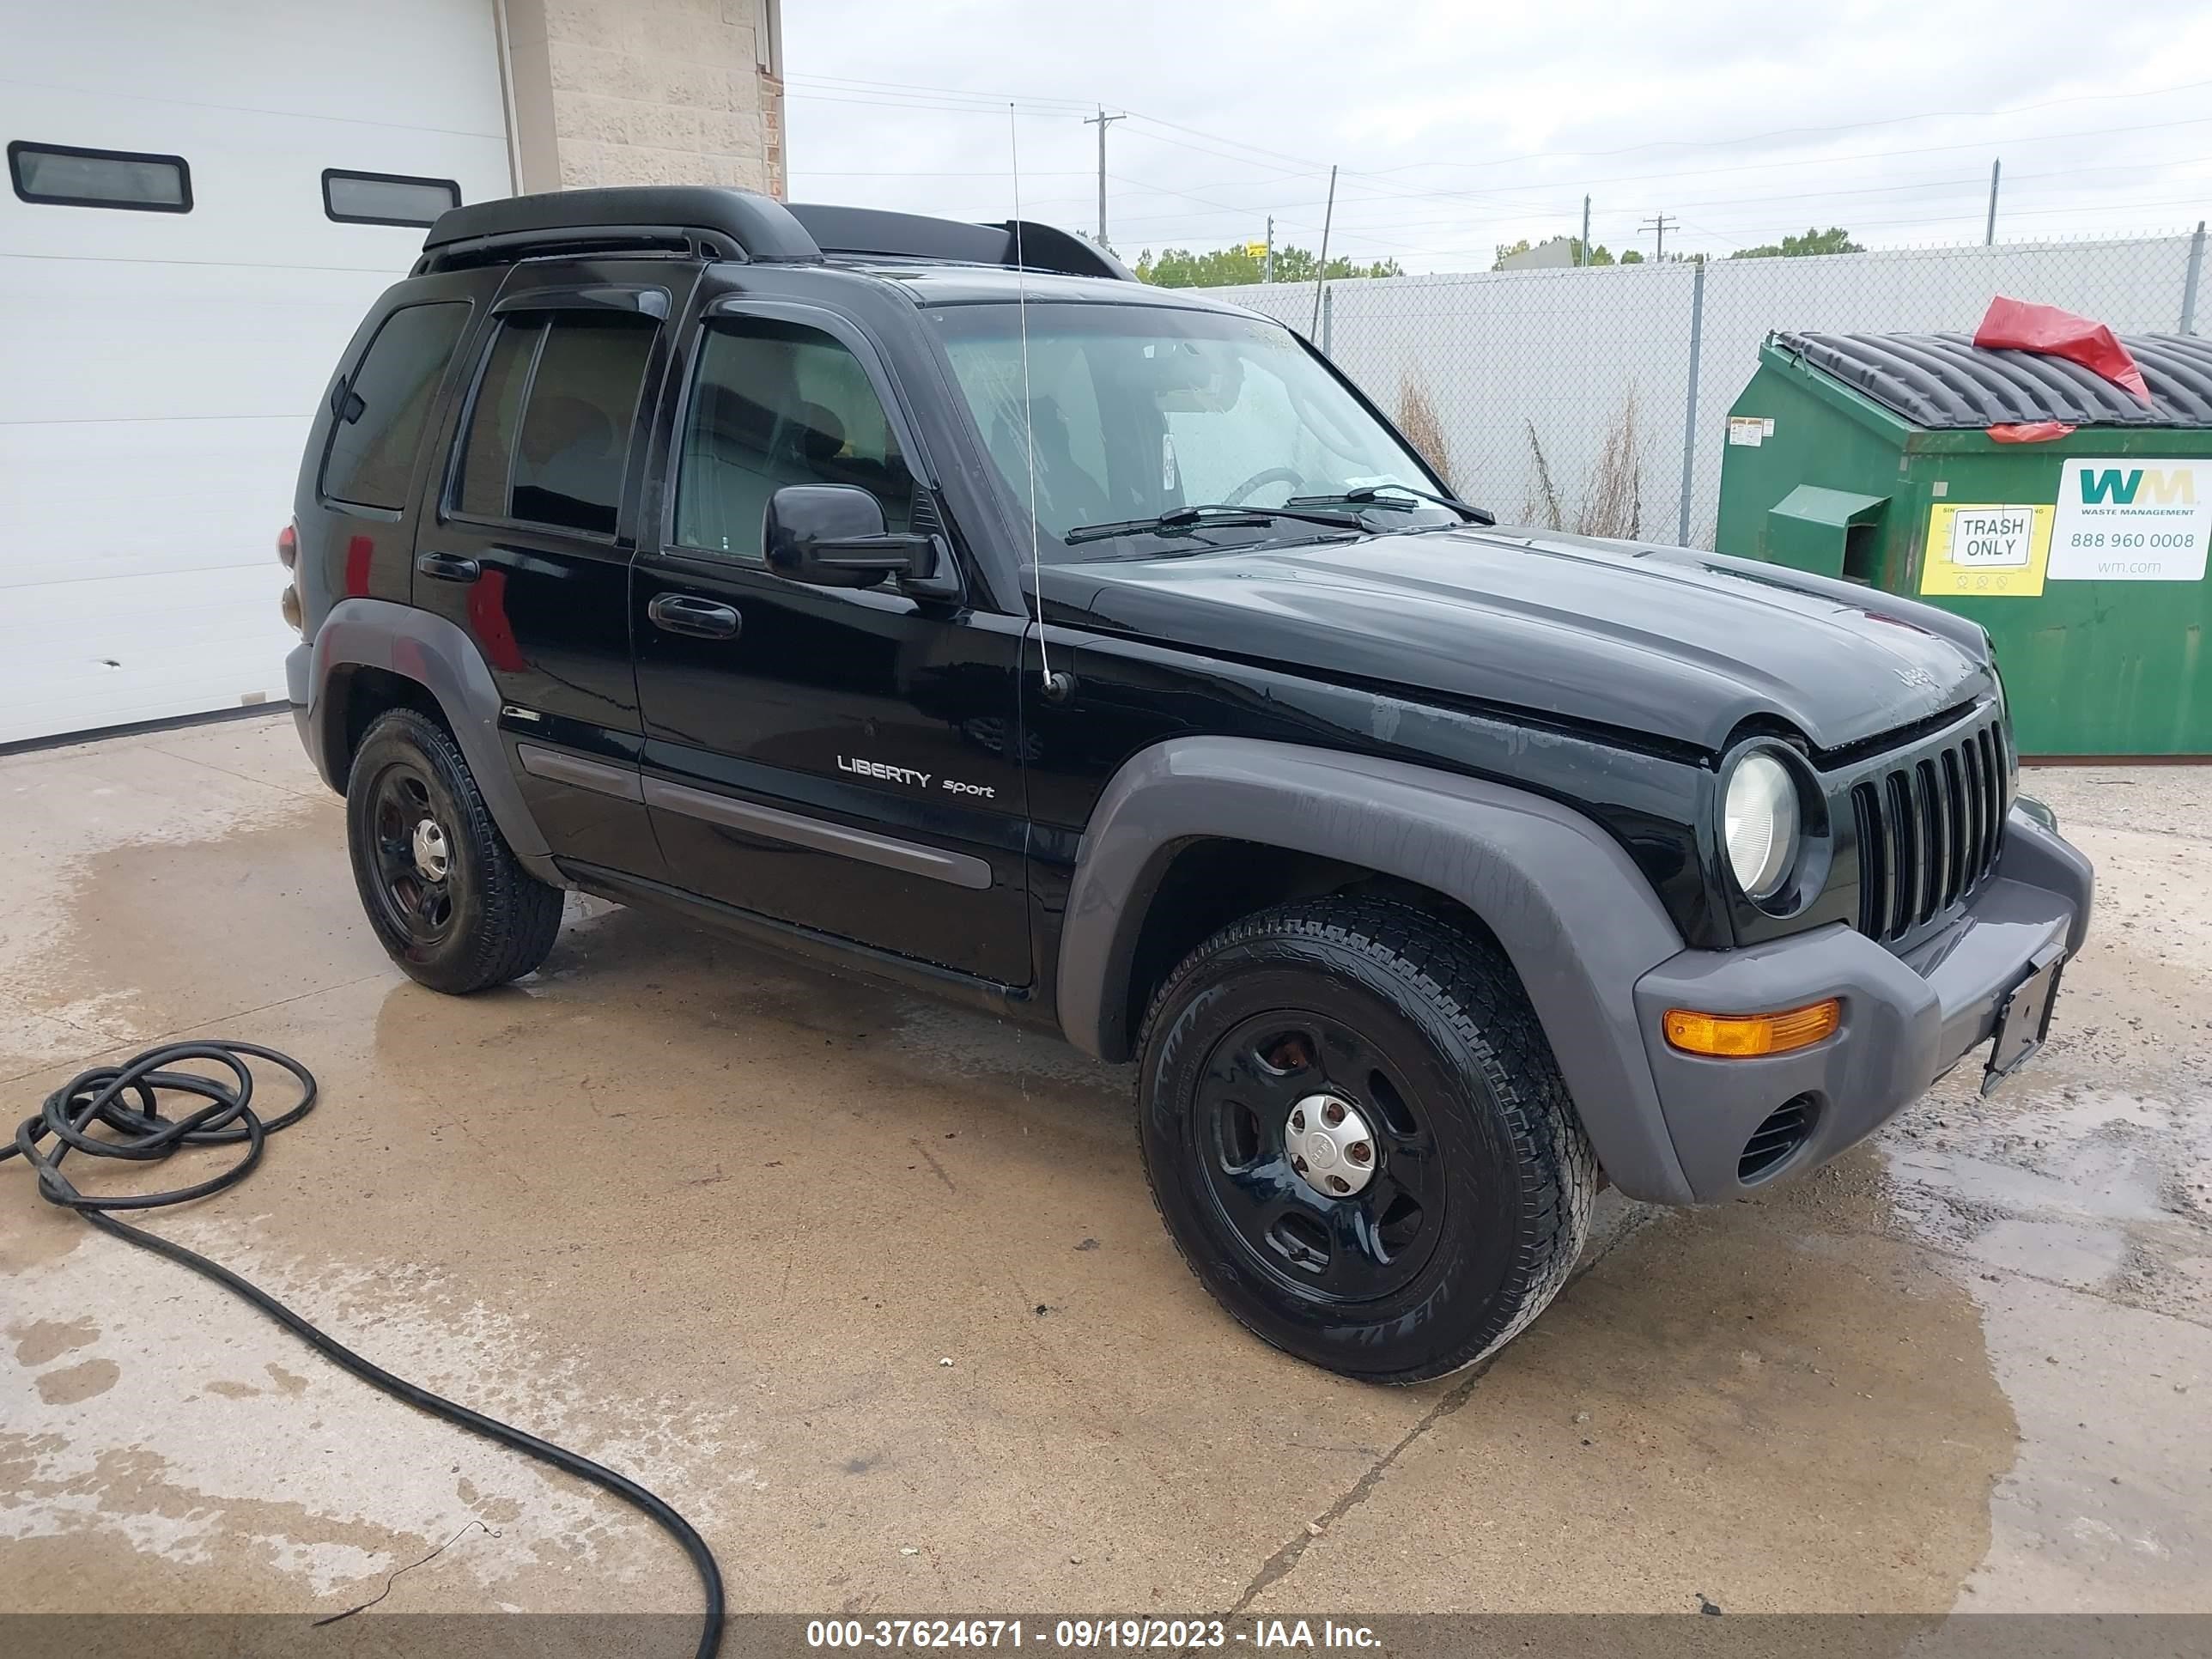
[1919,503,2051,598]
[2047,458,2211,582]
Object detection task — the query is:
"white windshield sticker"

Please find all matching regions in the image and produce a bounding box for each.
[1162,434,1178,492]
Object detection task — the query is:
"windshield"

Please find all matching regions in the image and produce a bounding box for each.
[927,301,1454,560]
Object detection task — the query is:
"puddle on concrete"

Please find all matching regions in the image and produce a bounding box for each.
[1867,820,2212,1613]
[1247,1141,2018,1613]
[6,739,2207,1617]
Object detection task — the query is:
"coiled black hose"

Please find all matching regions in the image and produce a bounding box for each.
[3,1039,724,1658]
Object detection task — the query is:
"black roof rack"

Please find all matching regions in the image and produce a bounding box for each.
[784,203,1132,281]
[415,185,1131,282]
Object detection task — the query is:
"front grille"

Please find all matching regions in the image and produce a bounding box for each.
[1739,1096,1816,1182]
[1848,715,2007,945]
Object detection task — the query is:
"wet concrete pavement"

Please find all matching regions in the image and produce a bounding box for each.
[1,716,2205,1617]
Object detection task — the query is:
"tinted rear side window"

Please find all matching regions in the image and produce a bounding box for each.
[452,310,657,537]
[455,314,544,521]
[321,301,471,511]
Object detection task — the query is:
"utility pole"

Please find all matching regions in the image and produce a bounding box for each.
[2183,220,2205,335]
[1264,216,1274,284]
[1310,164,1338,337]
[1641,213,1677,262]
[1984,158,2002,246]
[1083,106,1123,247]
[1580,194,1590,267]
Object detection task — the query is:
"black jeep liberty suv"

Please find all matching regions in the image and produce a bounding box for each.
[284,186,2094,1383]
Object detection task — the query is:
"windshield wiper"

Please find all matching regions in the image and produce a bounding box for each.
[1285,484,1495,524]
[1063,502,1367,546]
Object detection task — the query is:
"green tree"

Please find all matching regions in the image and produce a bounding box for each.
[1134,243,1402,288]
[1619,248,1644,264]
[1729,226,1864,259]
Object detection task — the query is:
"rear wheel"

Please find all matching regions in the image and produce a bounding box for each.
[1137,898,1595,1384]
[346,708,563,994]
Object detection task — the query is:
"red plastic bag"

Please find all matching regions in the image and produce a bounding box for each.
[1987,422,2076,443]
[1974,296,2151,404]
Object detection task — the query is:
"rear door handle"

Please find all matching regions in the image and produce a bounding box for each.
[416,552,481,583]
[647,593,741,640]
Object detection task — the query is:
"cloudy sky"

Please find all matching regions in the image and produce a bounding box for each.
[781,0,2212,272]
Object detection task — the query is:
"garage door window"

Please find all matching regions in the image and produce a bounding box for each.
[324,168,460,228]
[9,140,191,212]
[452,311,658,538]
[320,302,471,512]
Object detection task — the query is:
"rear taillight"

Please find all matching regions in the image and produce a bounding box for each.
[278,520,303,634]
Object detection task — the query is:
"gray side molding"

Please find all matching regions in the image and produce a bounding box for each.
[641,776,994,890]
[302,598,563,885]
[1056,737,1695,1204]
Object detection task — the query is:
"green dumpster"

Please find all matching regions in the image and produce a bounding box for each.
[1716,330,2212,757]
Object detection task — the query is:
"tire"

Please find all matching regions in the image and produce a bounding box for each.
[1137,897,1596,1384]
[345,708,564,994]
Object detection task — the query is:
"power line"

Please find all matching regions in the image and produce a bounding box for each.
[1321,117,2212,216]
[781,69,2212,265]
[1352,76,2212,176]
[1185,157,2211,245]
[782,73,2212,216]
[787,67,2212,204]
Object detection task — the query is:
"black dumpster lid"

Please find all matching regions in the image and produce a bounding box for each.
[1773,330,2212,429]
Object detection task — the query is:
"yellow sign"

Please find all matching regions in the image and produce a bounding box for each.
[1919,501,2051,598]
[1243,241,1267,258]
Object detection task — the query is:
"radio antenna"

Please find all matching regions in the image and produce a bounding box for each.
[1010,103,1073,703]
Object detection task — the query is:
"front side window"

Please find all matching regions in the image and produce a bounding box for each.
[928,303,1447,560]
[674,315,915,557]
[451,310,658,537]
[320,301,471,511]
[9,140,190,211]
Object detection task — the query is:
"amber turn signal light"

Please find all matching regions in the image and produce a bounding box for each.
[1662,999,1839,1058]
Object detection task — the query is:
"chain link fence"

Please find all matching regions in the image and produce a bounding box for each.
[1206,228,2207,550]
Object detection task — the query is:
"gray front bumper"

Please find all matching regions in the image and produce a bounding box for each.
[1630,808,2094,1202]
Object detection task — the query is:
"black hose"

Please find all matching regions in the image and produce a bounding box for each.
[3,1040,724,1658]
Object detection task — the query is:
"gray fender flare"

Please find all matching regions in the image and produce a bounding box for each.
[301,598,563,885]
[1055,736,1695,1204]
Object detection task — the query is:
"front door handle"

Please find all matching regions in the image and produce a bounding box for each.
[416,551,481,583]
[647,593,741,640]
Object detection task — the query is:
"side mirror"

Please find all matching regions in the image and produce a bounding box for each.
[763,484,943,591]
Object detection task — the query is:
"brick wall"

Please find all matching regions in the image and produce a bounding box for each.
[502,0,784,198]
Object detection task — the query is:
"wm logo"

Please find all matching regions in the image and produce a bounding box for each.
[2080,467,2197,505]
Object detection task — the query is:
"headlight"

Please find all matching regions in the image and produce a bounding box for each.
[1723,752,1800,902]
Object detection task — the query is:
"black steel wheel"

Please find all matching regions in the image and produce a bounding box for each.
[1138,897,1596,1384]
[363,760,458,949]
[344,708,564,994]
[1194,1010,1447,1304]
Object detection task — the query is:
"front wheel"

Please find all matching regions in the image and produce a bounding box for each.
[1137,898,1596,1384]
[345,708,564,994]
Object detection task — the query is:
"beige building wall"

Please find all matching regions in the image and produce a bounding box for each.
[499,0,785,198]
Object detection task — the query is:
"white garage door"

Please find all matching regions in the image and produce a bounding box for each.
[0,1,512,744]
